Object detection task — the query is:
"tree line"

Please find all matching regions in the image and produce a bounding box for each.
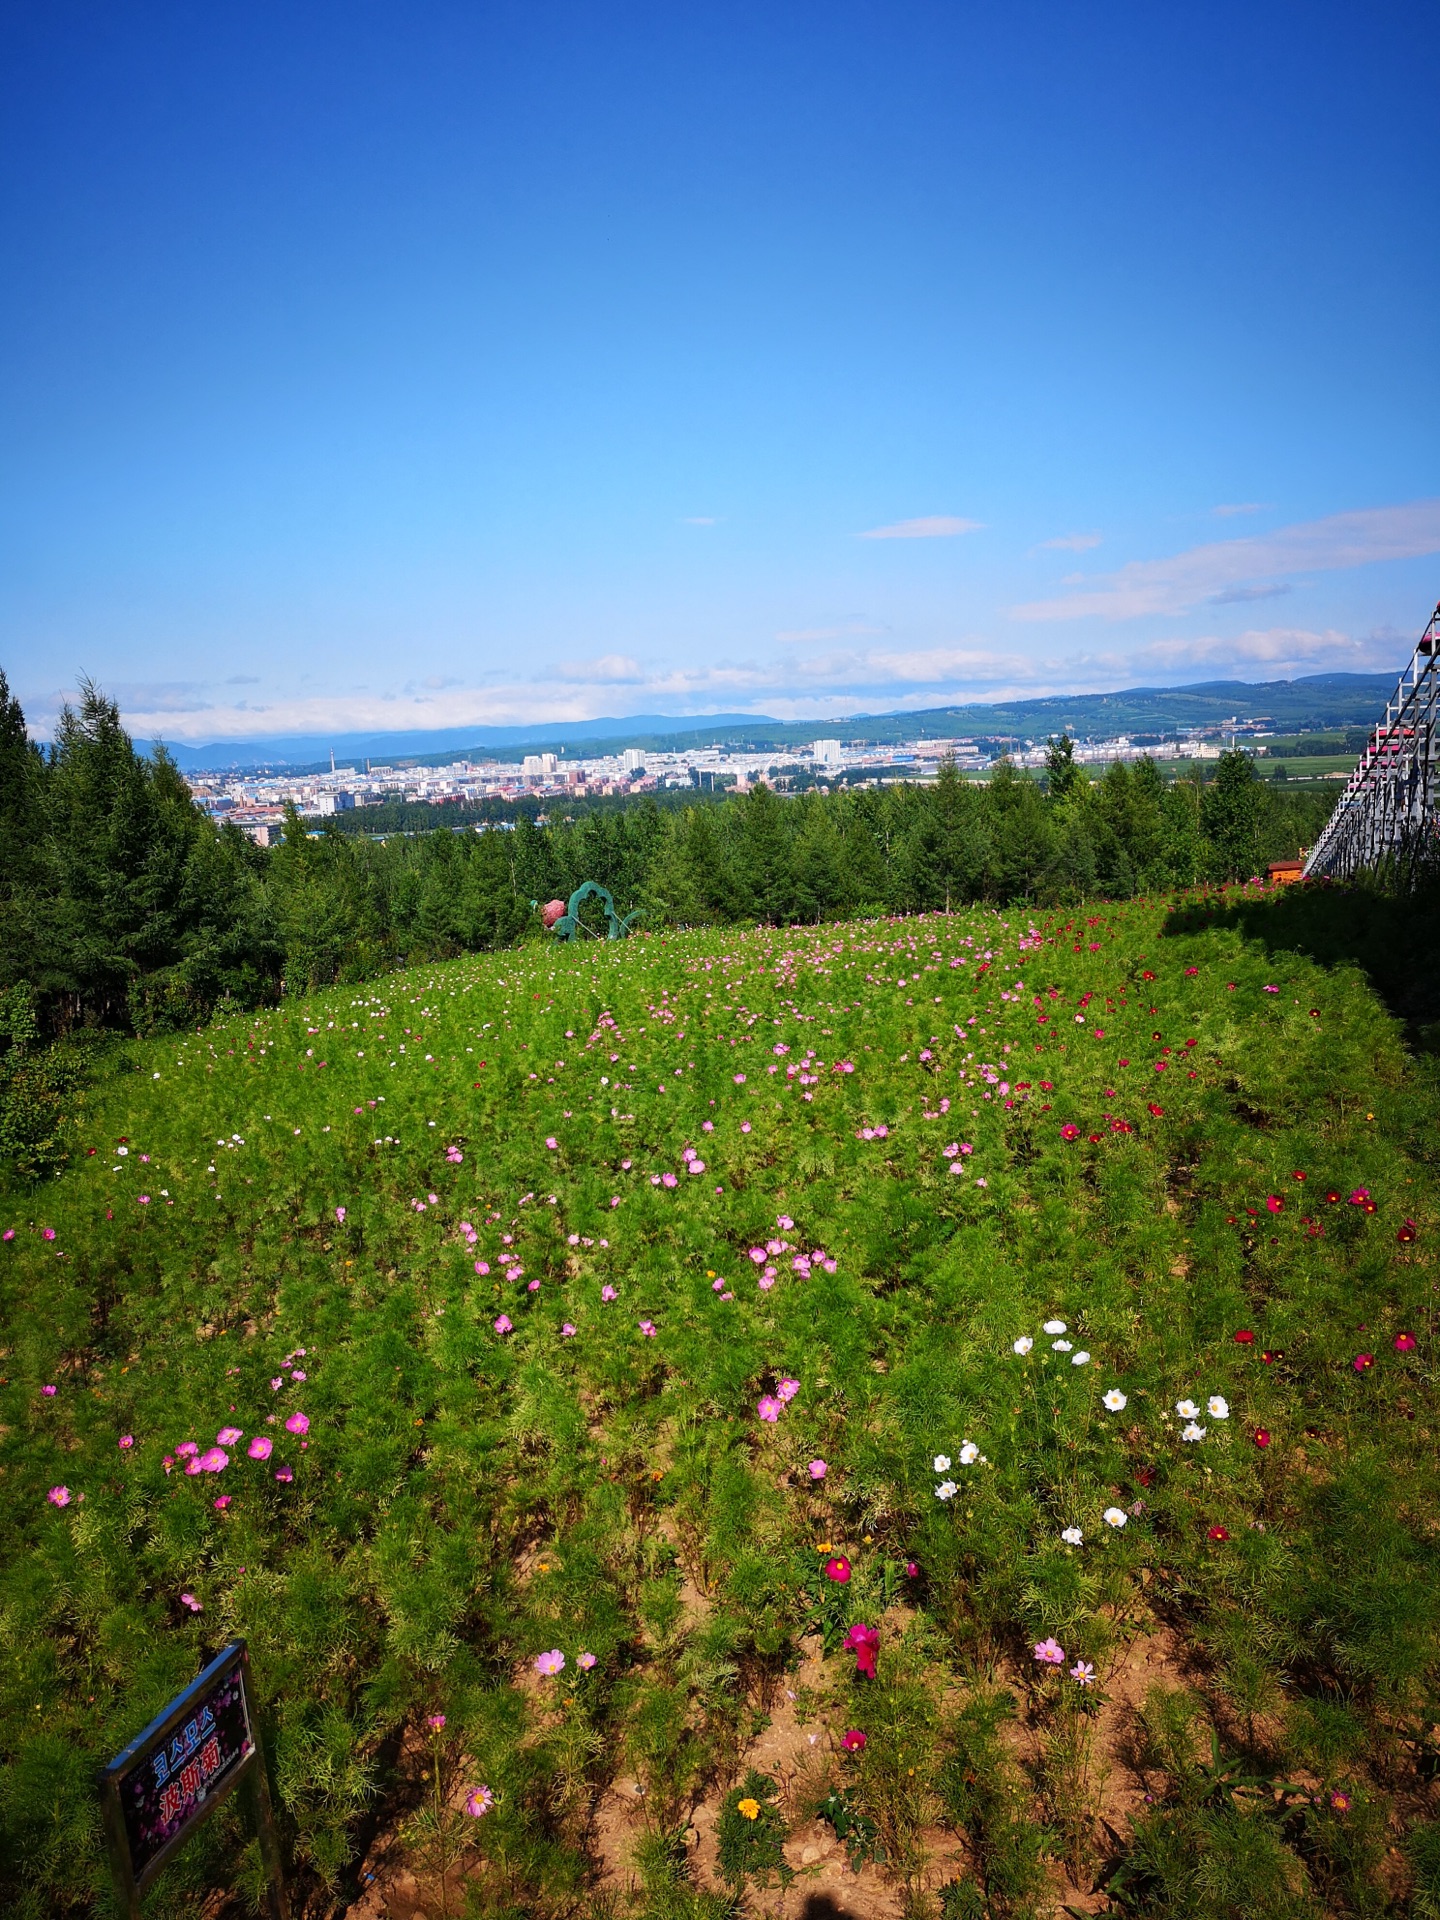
[1,677,1335,1045]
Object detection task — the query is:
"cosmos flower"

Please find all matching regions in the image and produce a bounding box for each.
[1013,1336,1033,1355]
[825,1556,851,1583]
[47,1485,70,1507]
[808,1459,827,1479]
[1103,1389,1127,1411]
[1069,1662,1095,1685]
[1176,1399,1199,1419]
[935,1479,959,1501]
[1061,1526,1084,1545]
[1182,1423,1206,1442]
[1043,1319,1067,1335]
[1033,1637,1065,1665]
[1103,1507,1128,1528]
[465,1787,494,1817]
[534,1649,566,1676]
[933,1454,952,1473]
[1206,1396,1229,1419]
[248,1436,273,1461]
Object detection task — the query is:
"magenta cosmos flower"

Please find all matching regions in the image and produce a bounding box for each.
[47,1485,70,1507]
[426,1713,446,1731]
[534,1649,565,1676]
[776,1377,800,1402]
[216,1426,243,1446]
[248,1435,273,1461]
[842,1728,866,1752]
[1060,1123,1080,1141]
[465,1786,494,1817]
[1394,1332,1417,1351]
[284,1412,310,1435]
[494,1314,513,1333]
[197,1447,229,1472]
[825,1555,851,1584]
[757,1395,782,1422]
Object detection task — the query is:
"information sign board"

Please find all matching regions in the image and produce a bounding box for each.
[100,1640,286,1916]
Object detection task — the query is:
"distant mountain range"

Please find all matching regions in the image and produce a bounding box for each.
[149,672,1402,773]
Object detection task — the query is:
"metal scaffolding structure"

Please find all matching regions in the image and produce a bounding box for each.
[1302,600,1440,883]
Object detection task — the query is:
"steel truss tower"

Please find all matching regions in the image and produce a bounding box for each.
[1302,601,1440,884]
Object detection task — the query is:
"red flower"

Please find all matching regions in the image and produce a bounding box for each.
[1233,1329,1255,1345]
[1394,1332,1417,1352]
[1261,1351,1281,1364]
[825,1555,852,1584]
[1292,1169,1306,1181]
[1088,1133,1102,1144]
[1325,1189,1341,1204]
[1352,1352,1374,1373]
[1397,1220,1417,1244]
[1347,1188,1370,1207]
[1060,1123,1080,1141]
[1185,966,1198,975]
[1147,1103,1164,1117]
[1265,1195,1283,1213]
[905,1560,919,1577]
[842,1728,867,1752]
[1207,1525,1230,1541]
[1329,1788,1351,1812]
[1141,970,1156,980]
[844,1622,880,1679]
[1253,1427,1271,1447]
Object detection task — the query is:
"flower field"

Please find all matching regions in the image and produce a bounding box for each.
[2,891,1437,1919]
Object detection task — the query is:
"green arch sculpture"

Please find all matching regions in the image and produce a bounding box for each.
[542,882,644,941]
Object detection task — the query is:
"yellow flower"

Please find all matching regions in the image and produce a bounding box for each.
[815,1540,832,1553]
[737,1797,760,1820]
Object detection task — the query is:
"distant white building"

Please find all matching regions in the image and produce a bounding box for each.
[621,748,646,773]
[811,739,843,767]
[522,753,559,776]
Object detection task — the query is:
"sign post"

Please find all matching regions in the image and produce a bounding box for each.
[99,1639,287,1919]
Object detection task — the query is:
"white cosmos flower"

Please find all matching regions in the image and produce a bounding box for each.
[1103,1507,1128,1528]
[1182,1423,1206,1442]
[1071,1351,1091,1366]
[1103,1389,1128,1411]
[935,1479,959,1501]
[1062,1526,1084,1545]
[1207,1395,1230,1419]
[958,1441,979,1465]
[1176,1399,1199,1420]
[1052,1339,1073,1353]
[933,1454,952,1472]
[1043,1319,1067,1335]
[1013,1336,1034,1355]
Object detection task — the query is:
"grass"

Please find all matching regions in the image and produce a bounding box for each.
[0,885,1436,1918]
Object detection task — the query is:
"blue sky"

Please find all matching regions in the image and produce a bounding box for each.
[3,1,1438,740]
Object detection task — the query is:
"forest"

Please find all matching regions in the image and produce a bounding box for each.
[0,677,1334,1043]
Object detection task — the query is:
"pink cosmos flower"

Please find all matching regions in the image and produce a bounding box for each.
[41,1384,56,1398]
[1352,1352,1373,1373]
[844,1622,879,1679]
[180,1592,202,1611]
[285,1412,310,1436]
[639,1319,657,1337]
[577,1651,597,1669]
[118,1435,134,1450]
[270,1376,284,1390]
[213,1494,231,1510]
[47,1485,70,1507]
[216,1427,243,1446]
[601,1284,618,1302]
[757,1396,782,1422]
[825,1555,851,1584]
[335,1206,346,1223]
[535,1649,566,1676]
[1069,1662,1095,1686]
[561,1323,577,1337]
[475,1261,490,1275]
[198,1447,229,1472]
[1394,1332,1417,1351]
[545,1137,558,1150]
[808,1459,827,1480]
[494,1314,513,1334]
[1060,1124,1080,1142]
[248,1436,273,1461]
[777,1377,800,1402]
[1033,1638,1065,1665]
[842,1728,866,1752]
[274,1464,293,1482]
[426,1713,446,1730]
[465,1786,494,1817]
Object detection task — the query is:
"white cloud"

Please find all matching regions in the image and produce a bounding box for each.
[1010,499,1440,622]
[1035,531,1102,552]
[1212,502,1269,517]
[1131,625,1401,674]
[551,653,645,684]
[858,515,984,540]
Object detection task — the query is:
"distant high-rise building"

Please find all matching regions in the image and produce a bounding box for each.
[522,753,559,776]
[811,739,843,767]
[621,748,646,774]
